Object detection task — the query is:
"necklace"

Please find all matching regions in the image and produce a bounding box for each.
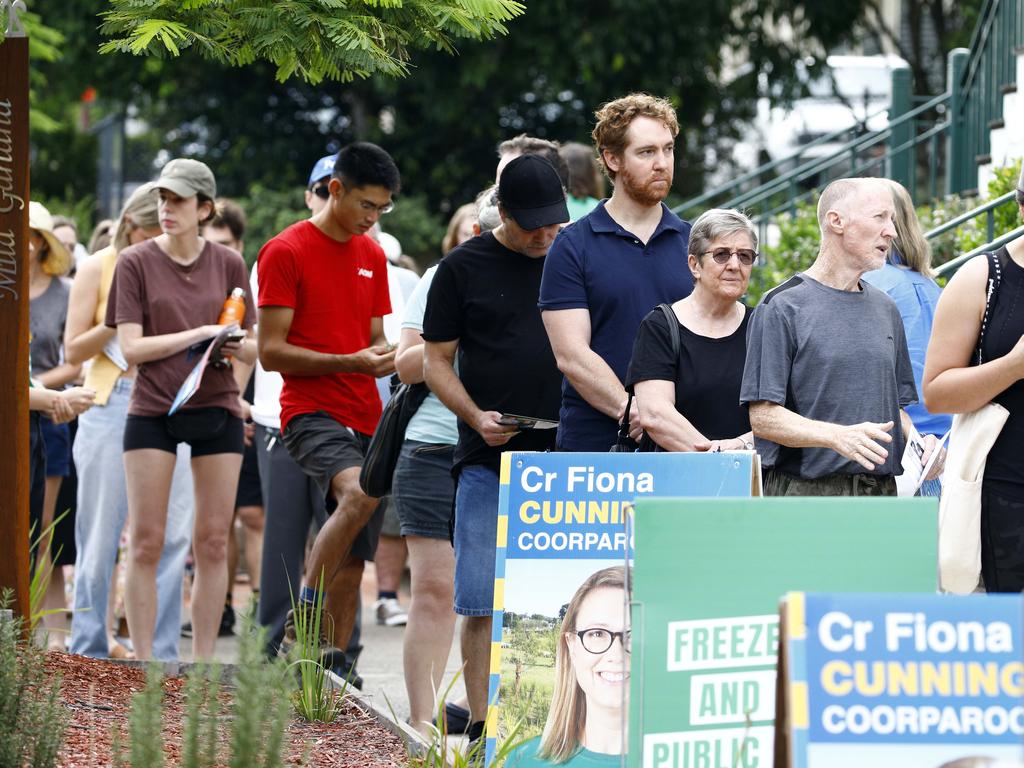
[169,251,203,281]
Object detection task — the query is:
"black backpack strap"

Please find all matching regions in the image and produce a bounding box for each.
[976,250,1005,365]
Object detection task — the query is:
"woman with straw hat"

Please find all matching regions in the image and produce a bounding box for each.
[28,200,83,650]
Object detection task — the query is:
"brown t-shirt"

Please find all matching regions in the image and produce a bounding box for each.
[105,239,255,417]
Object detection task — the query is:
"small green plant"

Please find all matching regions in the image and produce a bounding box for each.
[286,570,347,723]
[116,618,296,768]
[28,509,70,634]
[400,673,528,768]
[179,661,221,768]
[0,589,69,768]
[129,664,166,768]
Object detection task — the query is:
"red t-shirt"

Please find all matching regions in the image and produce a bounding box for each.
[257,220,391,434]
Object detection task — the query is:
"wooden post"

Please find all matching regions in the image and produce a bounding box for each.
[0,1,32,619]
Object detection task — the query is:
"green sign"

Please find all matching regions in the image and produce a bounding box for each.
[629,497,937,768]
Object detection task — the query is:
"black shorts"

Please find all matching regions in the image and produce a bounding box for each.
[281,410,383,561]
[235,438,263,507]
[124,408,245,457]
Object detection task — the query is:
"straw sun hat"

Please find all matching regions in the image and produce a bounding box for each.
[29,201,72,277]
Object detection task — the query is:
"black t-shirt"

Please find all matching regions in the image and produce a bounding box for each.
[422,232,561,471]
[625,304,752,443]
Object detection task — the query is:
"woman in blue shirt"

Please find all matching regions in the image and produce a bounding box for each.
[862,180,951,495]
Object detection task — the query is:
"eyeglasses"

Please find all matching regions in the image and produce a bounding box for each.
[358,199,395,215]
[701,248,757,266]
[341,181,395,215]
[311,184,330,200]
[574,628,631,654]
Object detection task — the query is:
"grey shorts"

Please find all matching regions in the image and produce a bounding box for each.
[281,410,384,561]
[764,469,897,497]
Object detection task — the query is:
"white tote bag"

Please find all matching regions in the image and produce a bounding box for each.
[938,401,1009,594]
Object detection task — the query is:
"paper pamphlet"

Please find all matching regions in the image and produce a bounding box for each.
[498,413,559,430]
[896,423,950,496]
[168,324,239,415]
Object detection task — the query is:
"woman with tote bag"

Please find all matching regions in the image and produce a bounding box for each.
[923,170,1024,593]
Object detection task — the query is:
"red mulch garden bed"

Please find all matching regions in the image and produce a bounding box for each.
[47,652,409,767]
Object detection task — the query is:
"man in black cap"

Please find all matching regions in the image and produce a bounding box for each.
[422,154,567,750]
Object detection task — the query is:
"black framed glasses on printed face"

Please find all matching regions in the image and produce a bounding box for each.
[575,627,631,654]
[702,248,758,266]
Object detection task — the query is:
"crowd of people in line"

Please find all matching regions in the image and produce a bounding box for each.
[23,91,1024,762]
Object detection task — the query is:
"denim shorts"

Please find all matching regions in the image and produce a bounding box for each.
[392,440,455,540]
[453,464,499,616]
[38,414,71,478]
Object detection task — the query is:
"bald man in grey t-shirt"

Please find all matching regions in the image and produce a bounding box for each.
[740,178,943,496]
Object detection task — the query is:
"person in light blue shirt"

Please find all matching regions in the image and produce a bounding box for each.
[393,261,460,737]
[862,180,951,495]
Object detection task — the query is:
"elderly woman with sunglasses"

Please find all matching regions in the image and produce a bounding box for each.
[626,208,757,452]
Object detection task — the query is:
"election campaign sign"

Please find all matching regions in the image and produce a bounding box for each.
[777,591,1024,768]
[629,497,938,768]
[490,451,761,767]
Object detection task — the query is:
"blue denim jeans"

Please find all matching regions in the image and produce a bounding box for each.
[69,379,195,660]
[453,464,499,616]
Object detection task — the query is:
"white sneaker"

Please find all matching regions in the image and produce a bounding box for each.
[373,597,408,627]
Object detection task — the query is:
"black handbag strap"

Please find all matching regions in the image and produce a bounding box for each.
[618,303,680,437]
[976,249,1008,365]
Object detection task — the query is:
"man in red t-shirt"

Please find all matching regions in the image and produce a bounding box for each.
[257,142,398,677]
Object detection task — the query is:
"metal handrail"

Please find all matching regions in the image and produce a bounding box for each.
[960,0,1005,96]
[674,91,950,216]
[672,110,886,214]
[934,224,1024,278]
[924,191,1018,239]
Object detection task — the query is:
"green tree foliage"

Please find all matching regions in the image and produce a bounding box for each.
[28,0,977,249]
[98,0,526,84]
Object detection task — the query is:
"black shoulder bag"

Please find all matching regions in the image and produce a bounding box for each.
[610,303,680,452]
[359,377,431,498]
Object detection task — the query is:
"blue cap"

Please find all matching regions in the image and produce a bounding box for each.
[307,154,337,188]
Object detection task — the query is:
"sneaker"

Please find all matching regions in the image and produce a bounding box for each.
[373,597,408,626]
[321,646,364,691]
[219,603,236,637]
[443,701,471,735]
[465,720,486,766]
[279,602,347,660]
[181,604,236,639]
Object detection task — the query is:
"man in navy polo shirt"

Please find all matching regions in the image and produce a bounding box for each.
[540,93,694,451]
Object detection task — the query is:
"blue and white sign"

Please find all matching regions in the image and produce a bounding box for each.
[487,451,760,765]
[786,592,1024,767]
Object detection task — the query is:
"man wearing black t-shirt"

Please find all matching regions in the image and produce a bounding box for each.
[422,154,568,750]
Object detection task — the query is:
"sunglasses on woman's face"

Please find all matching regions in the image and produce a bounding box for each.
[311,184,331,200]
[702,248,757,266]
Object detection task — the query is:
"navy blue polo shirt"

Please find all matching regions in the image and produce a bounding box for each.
[539,201,693,451]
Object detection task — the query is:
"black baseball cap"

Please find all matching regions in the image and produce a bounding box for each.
[497,154,569,230]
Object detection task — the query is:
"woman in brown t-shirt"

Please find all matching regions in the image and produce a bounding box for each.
[107,158,256,660]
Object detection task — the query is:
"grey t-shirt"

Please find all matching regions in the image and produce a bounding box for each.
[29,276,70,376]
[740,272,917,479]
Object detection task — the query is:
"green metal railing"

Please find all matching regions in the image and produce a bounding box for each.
[925,190,1017,244]
[934,224,1024,279]
[950,0,1024,194]
[675,0,1023,230]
